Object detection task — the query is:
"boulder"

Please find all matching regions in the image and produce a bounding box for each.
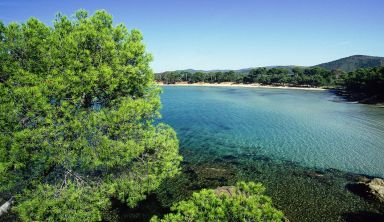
[365,178,384,202]
[347,177,384,203]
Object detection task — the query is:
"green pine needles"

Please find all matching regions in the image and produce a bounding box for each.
[0,10,182,221]
[0,9,285,222]
[151,182,284,222]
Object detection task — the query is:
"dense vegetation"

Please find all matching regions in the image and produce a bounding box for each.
[156,64,384,103]
[0,10,182,221]
[151,182,284,222]
[342,66,384,103]
[156,66,342,87]
[316,55,384,73]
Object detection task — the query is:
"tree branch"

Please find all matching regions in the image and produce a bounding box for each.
[0,197,14,217]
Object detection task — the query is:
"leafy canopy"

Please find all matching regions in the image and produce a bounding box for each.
[343,66,384,98]
[0,10,181,221]
[151,182,284,222]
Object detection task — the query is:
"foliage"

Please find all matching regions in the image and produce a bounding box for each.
[243,67,336,86]
[15,183,110,222]
[316,55,384,73]
[156,66,339,87]
[156,55,384,85]
[156,70,243,84]
[0,10,181,221]
[342,66,384,100]
[151,181,284,222]
[155,64,384,102]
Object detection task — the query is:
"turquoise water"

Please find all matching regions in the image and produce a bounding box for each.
[156,86,384,222]
[160,86,384,177]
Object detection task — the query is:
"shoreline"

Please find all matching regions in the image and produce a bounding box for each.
[157,82,328,91]
[158,82,384,107]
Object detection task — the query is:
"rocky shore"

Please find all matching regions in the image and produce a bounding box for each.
[348,177,384,203]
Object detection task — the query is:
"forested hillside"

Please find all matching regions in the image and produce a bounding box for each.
[315,55,384,72]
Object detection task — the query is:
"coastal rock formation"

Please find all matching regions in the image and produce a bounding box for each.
[347,177,384,203]
[364,178,384,202]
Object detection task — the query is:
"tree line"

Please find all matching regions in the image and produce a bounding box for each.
[156,66,384,102]
[342,66,384,102]
[155,67,344,87]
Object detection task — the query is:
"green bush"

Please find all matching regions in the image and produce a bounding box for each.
[151,181,284,222]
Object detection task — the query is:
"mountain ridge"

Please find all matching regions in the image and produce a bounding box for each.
[315,55,384,72]
[159,55,384,73]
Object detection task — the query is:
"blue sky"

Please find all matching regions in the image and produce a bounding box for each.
[1,0,383,72]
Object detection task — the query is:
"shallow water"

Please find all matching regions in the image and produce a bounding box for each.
[157,86,384,222]
[160,86,384,177]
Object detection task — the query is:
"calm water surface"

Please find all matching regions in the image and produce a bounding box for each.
[160,86,384,177]
[157,86,384,222]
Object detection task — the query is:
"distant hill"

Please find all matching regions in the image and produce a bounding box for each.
[170,66,300,74]
[159,55,384,74]
[314,55,384,72]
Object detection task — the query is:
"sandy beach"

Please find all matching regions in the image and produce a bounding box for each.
[157,82,328,91]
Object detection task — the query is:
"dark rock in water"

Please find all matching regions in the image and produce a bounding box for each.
[217,124,231,131]
[222,155,237,160]
[297,170,334,186]
[181,160,190,165]
[325,168,343,174]
[227,160,240,165]
[214,155,240,165]
[346,183,372,199]
[343,172,376,183]
[347,178,384,203]
[355,175,372,183]
[240,164,263,175]
[213,158,222,162]
[183,167,199,181]
[253,155,272,162]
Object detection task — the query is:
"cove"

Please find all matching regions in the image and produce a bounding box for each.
[157,86,384,222]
